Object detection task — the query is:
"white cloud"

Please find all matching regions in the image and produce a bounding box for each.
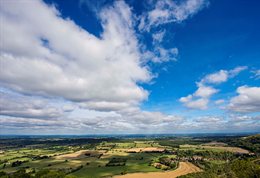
[0,0,190,134]
[251,69,260,80]
[202,70,229,84]
[183,98,209,110]
[179,94,192,103]
[180,84,218,110]
[194,116,223,123]
[0,1,257,134]
[0,91,69,119]
[215,99,225,105]
[227,86,260,113]
[180,67,247,110]
[180,115,259,132]
[138,0,208,63]
[200,66,247,84]
[229,114,260,122]
[79,101,135,112]
[152,30,166,43]
[139,0,208,31]
[141,46,178,63]
[229,66,248,77]
[0,0,150,111]
[194,84,218,98]
[0,108,186,134]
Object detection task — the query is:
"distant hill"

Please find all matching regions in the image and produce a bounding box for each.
[242,134,260,143]
[233,134,260,154]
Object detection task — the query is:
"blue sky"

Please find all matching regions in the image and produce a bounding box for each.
[0,0,259,134]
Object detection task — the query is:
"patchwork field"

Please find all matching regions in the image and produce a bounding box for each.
[0,135,258,178]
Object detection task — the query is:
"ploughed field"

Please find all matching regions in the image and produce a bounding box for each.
[0,135,258,178]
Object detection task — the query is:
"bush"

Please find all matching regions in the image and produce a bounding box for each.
[0,171,7,176]
[40,170,65,178]
[231,160,260,178]
[10,169,31,178]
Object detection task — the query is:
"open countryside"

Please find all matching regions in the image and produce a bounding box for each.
[1,0,260,177]
[0,134,259,178]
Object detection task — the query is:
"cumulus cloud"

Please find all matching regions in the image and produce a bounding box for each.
[201,70,229,84]
[181,98,209,110]
[180,67,247,110]
[180,85,218,110]
[1,0,256,134]
[194,84,218,98]
[227,86,260,113]
[0,90,72,119]
[0,0,150,111]
[0,0,193,134]
[200,66,247,84]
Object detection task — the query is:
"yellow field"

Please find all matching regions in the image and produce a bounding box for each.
[127,147,165,153]
[114,162,202,178]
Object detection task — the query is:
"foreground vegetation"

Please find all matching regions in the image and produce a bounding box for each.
[0,134,259,178]
[180,159,260,178]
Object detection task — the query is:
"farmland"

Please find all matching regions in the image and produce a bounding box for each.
[114,162,201,178]
[0,134,259,178]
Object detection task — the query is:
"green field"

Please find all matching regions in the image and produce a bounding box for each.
[0,135,259,178]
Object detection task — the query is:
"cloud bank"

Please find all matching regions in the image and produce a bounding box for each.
[0,0,258,134]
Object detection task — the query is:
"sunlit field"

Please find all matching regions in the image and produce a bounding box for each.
[0,134,259,178]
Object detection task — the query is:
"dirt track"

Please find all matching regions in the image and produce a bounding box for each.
[114,162,201,178]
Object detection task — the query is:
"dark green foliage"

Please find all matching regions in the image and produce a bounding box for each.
[0,169,67,178]
[35,169,50,177]
[11,160,23,167]
[158,156,177,168]
[7,169,31,178]
[158,138,209,148]
[0,172,7,177]
[180,159,260,178]
[212,134,260,154]
[231,159,260,178]
[106,158,127,166]
[233,135,260,154]
[38,170,65,178]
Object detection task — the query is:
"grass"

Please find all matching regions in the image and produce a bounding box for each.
[179,144,250,153]
[1,139,252,178]
[70,159,160,178]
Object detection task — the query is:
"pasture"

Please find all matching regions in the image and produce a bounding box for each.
[0,136,257,178]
